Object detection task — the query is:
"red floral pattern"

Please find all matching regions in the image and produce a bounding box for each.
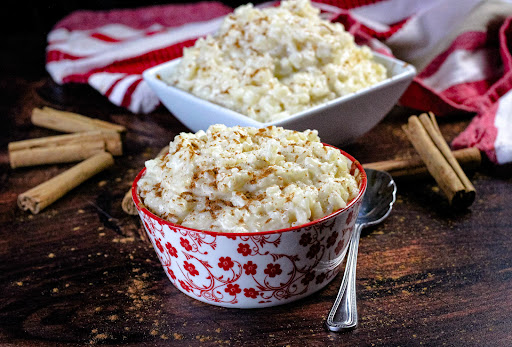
[179,280,191,292]
[183,261,199,276]
[299,233,312,246]
[335,239,345,255]
[218,256,234,271]
[301,271,315,285]
[180,237,192,252]
[346,211,354,224]
[244,287,259,298]
[167,268,176,280]
[225,283,241,295]
[165,242,178,258]
[306,243,321,259]
[264,263,282,278]
[316,272,326,284]
[137,179,364,308]
[326,231,339,248]
[143,220,155,236]
[243,261,257,275]
[155,238,164,253]
[237,243,251,256]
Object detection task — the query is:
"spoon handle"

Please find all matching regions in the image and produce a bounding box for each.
[325,223,363,332]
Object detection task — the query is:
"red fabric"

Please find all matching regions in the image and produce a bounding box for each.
[452,102,499,163]
[45,0,512,164]
[52,2,233,31]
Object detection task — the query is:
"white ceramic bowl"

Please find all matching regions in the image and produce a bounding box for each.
[132,147,367,308]
[142,52,415,145]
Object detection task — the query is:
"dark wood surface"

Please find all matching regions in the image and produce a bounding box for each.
[2,18,512,347]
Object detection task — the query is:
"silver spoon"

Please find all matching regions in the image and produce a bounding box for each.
[325,169,397,332]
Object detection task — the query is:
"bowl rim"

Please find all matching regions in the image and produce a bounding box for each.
[131,145,367,237]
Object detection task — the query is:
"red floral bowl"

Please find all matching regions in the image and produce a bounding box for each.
[132,148,367,308]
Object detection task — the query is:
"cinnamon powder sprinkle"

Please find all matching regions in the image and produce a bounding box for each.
[137,125,360,233]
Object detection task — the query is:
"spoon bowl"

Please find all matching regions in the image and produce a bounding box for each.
[325,169,396,331]
[358,169,397,227]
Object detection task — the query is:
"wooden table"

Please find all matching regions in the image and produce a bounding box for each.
[2,30,512,347]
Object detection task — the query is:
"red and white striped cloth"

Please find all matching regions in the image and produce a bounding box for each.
[46,0,512,164]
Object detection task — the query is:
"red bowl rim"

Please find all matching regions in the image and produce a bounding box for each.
[132,146,367,237]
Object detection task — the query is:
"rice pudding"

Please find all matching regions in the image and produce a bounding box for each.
[137,125,360,233]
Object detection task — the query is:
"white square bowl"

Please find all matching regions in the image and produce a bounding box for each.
[142,52,416,145]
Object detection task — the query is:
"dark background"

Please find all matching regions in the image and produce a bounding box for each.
[2,1,512,346]
[1,0,267,80]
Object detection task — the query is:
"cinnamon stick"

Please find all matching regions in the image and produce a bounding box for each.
[32,107,126,133]
[122,190,139,216]
[8,131,122,168]
[418,112,476,193]
[8,130,122,154]
[402,113,476,208]
[122,145,169,216]
[9,141,105,169]
[363,147,481,179]
[18,152,114,214]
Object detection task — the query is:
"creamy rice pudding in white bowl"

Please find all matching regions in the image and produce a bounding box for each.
[142,0,416,145]
[132,125,367,308]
